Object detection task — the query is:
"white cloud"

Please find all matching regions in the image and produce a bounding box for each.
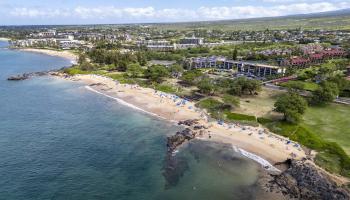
[8,1,350,22]
[10,8,70,18]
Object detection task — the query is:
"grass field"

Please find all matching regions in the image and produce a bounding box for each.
[302,104,350,155]
[247,90,350,176]
[261,120,350,176]
[236,88,283,118]
[280,80,320,91]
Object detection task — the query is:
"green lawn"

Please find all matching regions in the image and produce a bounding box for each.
[302,104,350,155]
[303,81,320,91]
[280,80,319,91]
[262,120,350,177]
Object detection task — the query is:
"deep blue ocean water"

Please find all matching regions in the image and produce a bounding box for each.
[0,41,261,200]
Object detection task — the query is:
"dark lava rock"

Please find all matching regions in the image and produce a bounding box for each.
[178,119,199,127]
[162,154,189,189]
[166,128,196,153]
[163,128,198,189]
[268,159,350,200]
[7,74,29,81]
[7,71,51,81]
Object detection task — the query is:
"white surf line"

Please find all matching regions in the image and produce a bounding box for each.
[232,145,281,173]
[85,85,167,120]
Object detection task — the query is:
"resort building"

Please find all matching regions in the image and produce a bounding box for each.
[12,36,84,50]
[185,56,285,77]
[57,39,83,50]
[179,37,204,45]
[38,29,57,38]
[137,40,175,51]
[285,47,347,68]
[11,38,57,48]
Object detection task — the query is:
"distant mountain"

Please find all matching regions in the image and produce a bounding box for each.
[153,8,350,31]
[305,8,350,17]
[198,8,350,24]
[1,8,349,30]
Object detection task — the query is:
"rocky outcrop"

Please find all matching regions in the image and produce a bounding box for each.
[7,74,30,81]
[7,71,52,81]
[267,159,350,200]
[166,119,206,153]
[163,119,206,188]
[177,119,199,127]
[7,68,68,81]
[166,128,196,153]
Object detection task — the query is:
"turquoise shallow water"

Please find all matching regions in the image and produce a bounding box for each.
[0,41,261,200]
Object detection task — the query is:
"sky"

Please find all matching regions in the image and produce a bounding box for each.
[0,0,349,25]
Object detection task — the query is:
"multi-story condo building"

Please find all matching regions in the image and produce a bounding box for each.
[179,37,204,45]
[185,56,285,77]
[137,40,175,51]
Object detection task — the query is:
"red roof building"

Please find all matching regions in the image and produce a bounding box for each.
[309,53,324,63]
[322,48,347,58]
[289,57,310,68]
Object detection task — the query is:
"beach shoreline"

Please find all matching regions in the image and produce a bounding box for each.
[54,73,307,167]
[16,48,78,63]
[0,38,10,41]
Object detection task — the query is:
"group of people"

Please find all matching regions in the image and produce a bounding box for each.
[214,119,303,156]
[89,74,303,160]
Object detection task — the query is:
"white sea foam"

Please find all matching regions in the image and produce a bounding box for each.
[85,85,167,120]
[233,145,280,172]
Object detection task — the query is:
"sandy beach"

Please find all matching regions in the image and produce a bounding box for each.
[18,48,78,63]
[57,73,306,167]
[0,38,10,41]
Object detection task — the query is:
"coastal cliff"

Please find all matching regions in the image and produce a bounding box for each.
[164,120,350,199]
[264,159,350,199]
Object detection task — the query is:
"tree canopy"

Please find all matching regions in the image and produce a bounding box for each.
[144,65,170,83]
[180,70,204,85]
[311,81,339,105]
[274,91,308,123]
[228,77,261,96]
[126,63,143,78]
[197,77,216,95]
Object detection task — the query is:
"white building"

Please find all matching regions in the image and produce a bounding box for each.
[57,39,83,50]
[179,37,204,45]
[137,40,175,51]
[37,29,56,38]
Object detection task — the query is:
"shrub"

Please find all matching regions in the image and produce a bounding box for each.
[196,98,231,119]
[257,117,274,125]
[63,67,88,75]
[155,84,177,93]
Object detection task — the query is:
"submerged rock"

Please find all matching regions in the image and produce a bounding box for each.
[163,121,206,188]
[7,74,29,81]
[7,71,51,81]
[267,159,350,200]
[162,154,189,189]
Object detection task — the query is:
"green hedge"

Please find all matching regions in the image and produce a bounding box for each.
[63,68,89,75]
[226,112,256,122]
[257,117,274,125]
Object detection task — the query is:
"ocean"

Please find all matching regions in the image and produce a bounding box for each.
[0,41,263,200]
